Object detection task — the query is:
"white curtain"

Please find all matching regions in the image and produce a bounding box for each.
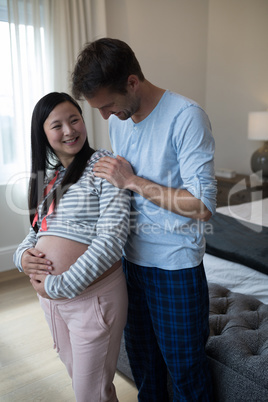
[3,0,108,184]
[1,0,53,180]
[49,0,109,150]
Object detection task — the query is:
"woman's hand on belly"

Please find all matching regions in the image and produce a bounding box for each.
[30,273,52,299]
[21,248,53,276]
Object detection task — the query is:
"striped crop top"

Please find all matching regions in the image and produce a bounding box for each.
[13,149,131,299]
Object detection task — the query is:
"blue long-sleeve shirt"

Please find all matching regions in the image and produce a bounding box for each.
[109,91,217,269]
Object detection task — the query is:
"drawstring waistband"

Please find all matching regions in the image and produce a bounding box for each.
[49,301,59,352]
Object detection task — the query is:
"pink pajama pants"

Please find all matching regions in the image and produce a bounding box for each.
[38,266,128,402]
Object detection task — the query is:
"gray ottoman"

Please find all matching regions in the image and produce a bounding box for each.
[117,283,268,401]
[207,283,268,401]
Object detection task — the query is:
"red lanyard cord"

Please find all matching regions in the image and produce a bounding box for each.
[32,171,59,231]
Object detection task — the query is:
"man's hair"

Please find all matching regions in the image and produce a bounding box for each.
[72,37,145,99]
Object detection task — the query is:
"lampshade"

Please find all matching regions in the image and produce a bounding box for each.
[248,111,268,140]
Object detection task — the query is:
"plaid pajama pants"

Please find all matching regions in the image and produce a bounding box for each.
[122,258,213,402]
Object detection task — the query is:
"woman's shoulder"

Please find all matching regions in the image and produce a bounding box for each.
[79,149,116,191]
[81,149,114,179]
[87,149,114,167]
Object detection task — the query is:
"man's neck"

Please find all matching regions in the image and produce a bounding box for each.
[131,80,165,124]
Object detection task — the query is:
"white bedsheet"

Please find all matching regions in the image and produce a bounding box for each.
[204,198,268,304]
[216,198,268,228]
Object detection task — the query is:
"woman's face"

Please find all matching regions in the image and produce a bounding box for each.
[43,101,87,167]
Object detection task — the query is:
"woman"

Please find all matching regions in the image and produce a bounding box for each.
[13,92,131,402]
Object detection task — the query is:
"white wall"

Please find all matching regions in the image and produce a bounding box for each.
[206,0,268,174]
[106,0,209,107]
[105,0,268,174]
[0,179,29,271]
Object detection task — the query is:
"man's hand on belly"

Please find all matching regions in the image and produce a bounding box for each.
[22,248,53,276]
[30,273,51,299]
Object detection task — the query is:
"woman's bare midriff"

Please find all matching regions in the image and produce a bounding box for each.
[35,235,120,285]
[36,236,88,275]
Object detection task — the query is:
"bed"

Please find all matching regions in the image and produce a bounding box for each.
[204,197,268,304]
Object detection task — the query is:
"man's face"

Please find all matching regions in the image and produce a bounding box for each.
[86,87,140,121]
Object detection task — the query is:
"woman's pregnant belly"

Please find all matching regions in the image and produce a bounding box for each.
[35,236,88,275]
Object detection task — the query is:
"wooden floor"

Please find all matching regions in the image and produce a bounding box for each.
[0,269,138,402]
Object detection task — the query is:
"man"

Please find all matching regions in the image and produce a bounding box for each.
[72,37,217,401]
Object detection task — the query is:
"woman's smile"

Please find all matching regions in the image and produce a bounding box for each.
[63,136,79,145]
[43,101,87,167]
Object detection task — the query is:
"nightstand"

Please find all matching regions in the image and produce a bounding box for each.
[216,174,268,207]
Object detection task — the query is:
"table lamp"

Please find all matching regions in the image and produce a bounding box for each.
[248,111,268,179]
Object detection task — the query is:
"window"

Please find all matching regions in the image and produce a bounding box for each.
[0,4,15,181]
[0,0,51,184]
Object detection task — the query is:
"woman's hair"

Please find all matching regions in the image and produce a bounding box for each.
[72,37,145,100]
[29,92,95,231]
